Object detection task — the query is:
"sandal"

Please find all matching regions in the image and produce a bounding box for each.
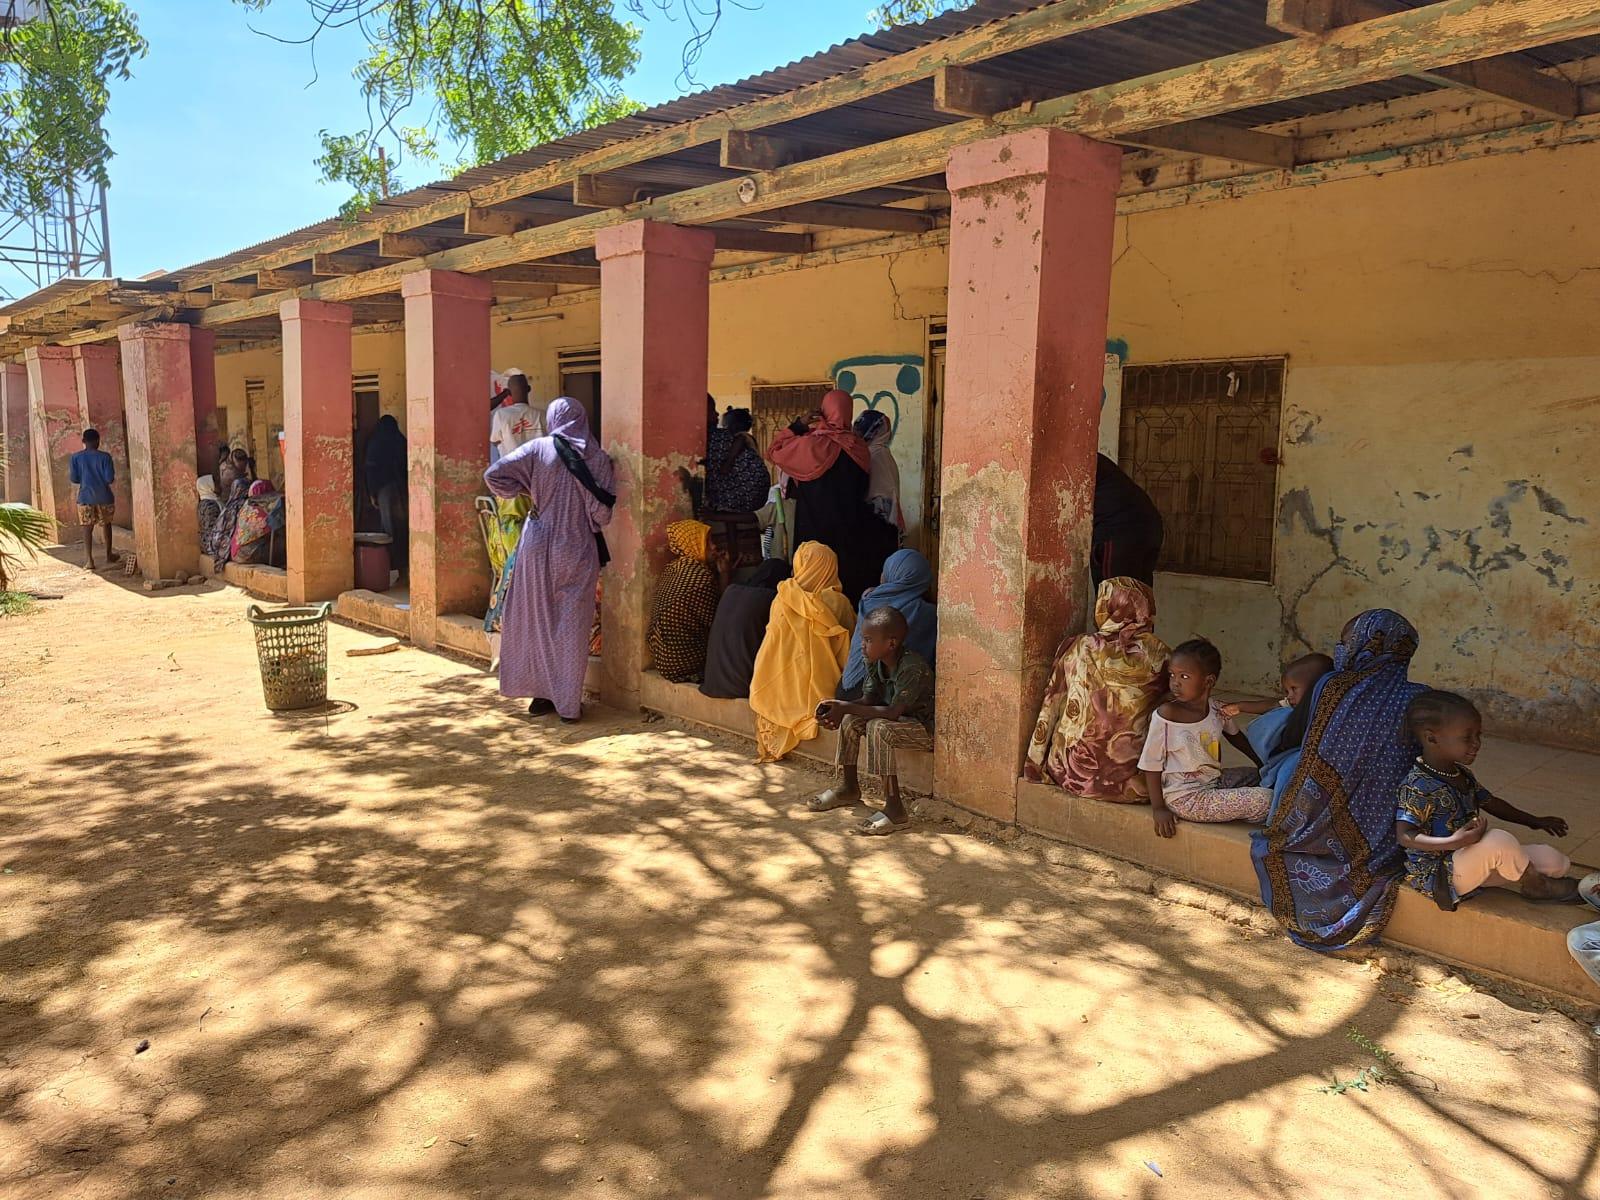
[806,788,858,813]
[852,811,908,837]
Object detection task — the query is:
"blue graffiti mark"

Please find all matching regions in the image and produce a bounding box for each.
[832,353,923,374]
[830,354,925,440]
[1102,337,1129,408]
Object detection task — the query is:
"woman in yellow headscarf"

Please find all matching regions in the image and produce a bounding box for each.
[749,541,856,761]
[648,519,725,683]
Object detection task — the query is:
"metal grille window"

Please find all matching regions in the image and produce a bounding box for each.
[1117,358,1284,582]
[750,383,833,472]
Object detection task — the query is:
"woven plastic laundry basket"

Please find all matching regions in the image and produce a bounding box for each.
[247,602,332,711]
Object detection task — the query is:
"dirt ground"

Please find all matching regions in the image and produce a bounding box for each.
[2,548,1598,1200]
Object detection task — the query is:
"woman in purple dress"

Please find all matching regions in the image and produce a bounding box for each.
[484,398,614,722]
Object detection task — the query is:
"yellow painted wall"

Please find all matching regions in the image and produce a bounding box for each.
[214,329,406,487]
[210,135,1599,746]
[1108,137,1600,746]
[491,247,948,540]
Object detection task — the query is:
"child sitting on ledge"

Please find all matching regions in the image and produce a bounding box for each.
[1139,639,1269,839]
[1396,690,1579,907]
[1222,652,1334,790]
[808,605,935,838]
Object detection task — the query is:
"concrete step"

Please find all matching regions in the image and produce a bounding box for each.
[636,674,1597,1002]
[1016,779,1599,1003]
[639,672,934,795]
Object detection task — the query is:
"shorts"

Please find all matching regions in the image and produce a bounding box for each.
[77,503,115,527]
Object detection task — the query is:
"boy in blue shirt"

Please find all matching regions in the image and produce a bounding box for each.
[68,428,119,570]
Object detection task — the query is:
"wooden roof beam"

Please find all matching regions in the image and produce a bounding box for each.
[179,0,1199,290]
[312,252,387,276]
[1267,0,1580,119]
[934,64,1052,117]
[482,263,600,284]
[106,287,205,308]
[719,129,839,171]
[193,0,1600,327]
[256,268,315,289]
[319,250,596,285]
[760,200,936,233]
[211,282,263,301]
[572,174,680,208]
[463,205,565,237]
[484,281,561,301]
[1110,119,1297,167]
[708,227,814,254]
[939,65,1295,165]
[8,313,94,335]
[378,232,470,258]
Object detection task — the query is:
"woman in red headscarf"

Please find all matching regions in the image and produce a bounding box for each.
[768,388,896,604]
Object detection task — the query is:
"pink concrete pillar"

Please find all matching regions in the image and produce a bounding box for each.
[403,269,492,648]
[596,220,715,710]
[24,345,84,533]
[933,129,1122,822]
[118,324,201,580]
[74,344,133,528]
[1,361,29,503]
[189,327,220,476]
[281,298,354,604]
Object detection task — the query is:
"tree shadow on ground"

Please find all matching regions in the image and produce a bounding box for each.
[2,675,1596,1198]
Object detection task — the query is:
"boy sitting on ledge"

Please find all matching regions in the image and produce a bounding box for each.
[807,605,934,837]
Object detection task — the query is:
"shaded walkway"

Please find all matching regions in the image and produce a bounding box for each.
[1,560,1596,1199]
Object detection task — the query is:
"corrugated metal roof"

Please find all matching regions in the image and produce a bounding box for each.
[41,0,1600,290]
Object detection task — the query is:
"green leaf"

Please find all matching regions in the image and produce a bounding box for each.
[247,1,645,213]
[0,1,148,216]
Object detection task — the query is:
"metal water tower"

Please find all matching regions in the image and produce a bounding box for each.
[0,0,114,300]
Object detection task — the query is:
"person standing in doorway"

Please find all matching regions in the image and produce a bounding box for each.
[1093,453,1164,586]
[490,368,542,464]
[363,414,409,573]
[68,429,118,570]
[484,398,615,724]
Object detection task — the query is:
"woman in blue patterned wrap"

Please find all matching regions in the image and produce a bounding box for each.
[1251,610,1428,951]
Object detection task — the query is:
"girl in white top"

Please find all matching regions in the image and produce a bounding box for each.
[1138,638,1272,837]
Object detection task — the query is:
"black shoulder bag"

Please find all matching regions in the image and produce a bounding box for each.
[553,435,616,567]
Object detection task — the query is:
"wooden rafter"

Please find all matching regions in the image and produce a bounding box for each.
[312,252,387,276]
[256,268,315,289]
[758,201,937,233]
[572,174,678,208]
[719,129,838,170]
[177,0,1197,291]
[463,206,564,236]
[933,64,1052,117]
[378,232,468,258]
[188,0,1600,329]
[1108,119,1297,167]
[707,227,813,254]
[210,282,262,300]
[484,281,560,301]
[1267,0,1581,119]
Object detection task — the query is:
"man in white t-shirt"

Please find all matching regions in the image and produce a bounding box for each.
[489,368,543,463]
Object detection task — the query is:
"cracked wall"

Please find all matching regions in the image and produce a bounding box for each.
[1110,137,1600,748]
[204,136,1597,748]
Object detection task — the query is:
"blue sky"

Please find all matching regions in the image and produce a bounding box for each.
[88,0,879,283]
